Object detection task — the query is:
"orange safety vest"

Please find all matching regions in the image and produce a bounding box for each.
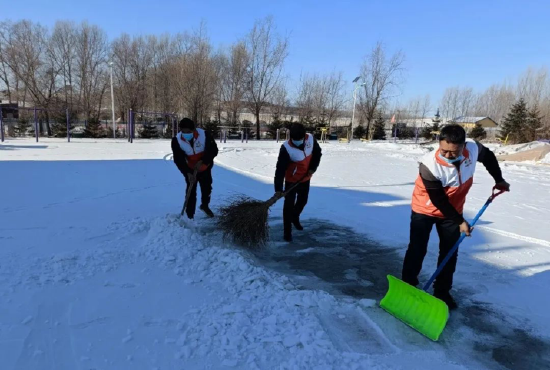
[176,128,209,172]
[412,140,480,218]
[283,134,314,183]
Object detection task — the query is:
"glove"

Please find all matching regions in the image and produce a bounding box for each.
[495,181,510,192]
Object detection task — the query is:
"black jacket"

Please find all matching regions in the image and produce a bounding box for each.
[274,138,322,192]
[419,141,504,224]
[171,130,219,175]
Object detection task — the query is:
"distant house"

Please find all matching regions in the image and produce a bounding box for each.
[0,103,19,119]
[451,116,497,129]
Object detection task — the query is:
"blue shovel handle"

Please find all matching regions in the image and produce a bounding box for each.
[422,187,505,292]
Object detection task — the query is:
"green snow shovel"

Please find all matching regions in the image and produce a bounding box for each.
[380,187,505,341]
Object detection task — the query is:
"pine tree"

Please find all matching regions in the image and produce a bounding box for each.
[266,118,284,139]
[398,126,415,139]
[203,120,220,137]
[353,125,366,139]
[500,99,529,143]
[51,110,75,138]
[526,105,543,142]
[422,122,440,140]
[139,120,159,138]
[372,112,386,140]
[15,118,31,137]
[83,118,106,138]
[106,125,123,138]
[469,123,487,140]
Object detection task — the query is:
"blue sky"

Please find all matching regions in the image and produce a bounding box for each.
[3,0,550,112]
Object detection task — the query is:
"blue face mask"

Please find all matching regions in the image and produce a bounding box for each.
[182,132,194,141]
[438,153,464,164]
[292,139,304,146]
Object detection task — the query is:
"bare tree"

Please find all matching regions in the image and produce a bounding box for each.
[0,21,15,103]
[517,67,548,107]
[420,94,431,121]
[147,34,179,115]
[2,20,58,134]
[221,41,249,125]
[174,24,218,124]
[321,71,346,125]
[358,41,405,137]
[406,96,421,121]
[295,73,318,124]
[440,87,460,121]
[473,83,516,122]
[458,87,475,117]
[295,71,345,127]
[50,21,77,107]
[245,16,288,139]
[74,22,109,119]
[269,82,290,122]
[112,34,154,118]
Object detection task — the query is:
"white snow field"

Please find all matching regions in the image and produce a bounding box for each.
[1,138,549,370]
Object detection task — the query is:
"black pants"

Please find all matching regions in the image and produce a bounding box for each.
[283,180,310,234]
[184,167,212,218]
[402,211,461,293]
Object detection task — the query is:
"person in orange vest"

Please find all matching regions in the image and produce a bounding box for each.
[171,118,218,219]
[274,123,322,242]
[402,124,510,309]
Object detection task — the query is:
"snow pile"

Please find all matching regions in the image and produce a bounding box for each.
[136,216,381,369]
[495,142,550,162]
[492,141,547,156]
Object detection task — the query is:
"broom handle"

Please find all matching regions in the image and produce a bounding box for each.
[181,169,199,216]
[265,175,309,207]
[422,187,505,291]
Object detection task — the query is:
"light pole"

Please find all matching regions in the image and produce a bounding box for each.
[109,61,116,139]
[351,76,365,141]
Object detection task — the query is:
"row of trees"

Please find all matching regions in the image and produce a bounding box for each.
[0,18,290,138]
[3,18,547,143]
[1,17,411,140]
[374,66,550,144]
[437,67,550,141]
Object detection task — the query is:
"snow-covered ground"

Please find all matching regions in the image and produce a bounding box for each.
[1,138,549,369]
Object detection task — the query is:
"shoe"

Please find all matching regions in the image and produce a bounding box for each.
[292,218,304,231]
[284,232,293,242]
[434,291,458,310]
[199,204,214,218]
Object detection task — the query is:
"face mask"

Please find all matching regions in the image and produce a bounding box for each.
[438,153,463,164]
[292,139,304,146]
[182,133,194,141]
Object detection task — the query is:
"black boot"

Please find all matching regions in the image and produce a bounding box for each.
[292,217,304,231]
[284,232,293,242]
[434,290,458,310]
[200,204,214,218]
[284,224,292,242]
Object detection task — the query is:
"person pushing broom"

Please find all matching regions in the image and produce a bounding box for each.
[401,124,510,309]
[274,123,322,242]
[171,118,218,220]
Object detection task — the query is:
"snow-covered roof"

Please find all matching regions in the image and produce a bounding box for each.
[452,116,494,124]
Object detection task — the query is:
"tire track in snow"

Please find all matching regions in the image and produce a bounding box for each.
[477,226,550,248]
